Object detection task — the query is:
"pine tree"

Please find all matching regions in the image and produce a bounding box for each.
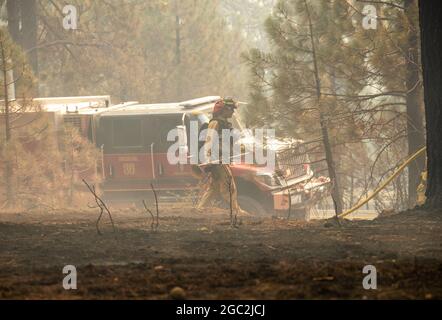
[362,0,425,207]
[0,27,36,207]
[245,0,371,215]
[245,0,427,212]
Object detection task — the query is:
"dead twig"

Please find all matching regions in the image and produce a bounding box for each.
[82,179,115,235]
[142,183,160,231]
[151,183,160,230]
[142,199,156,231]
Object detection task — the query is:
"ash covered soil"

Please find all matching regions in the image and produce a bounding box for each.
[0,205,441,299]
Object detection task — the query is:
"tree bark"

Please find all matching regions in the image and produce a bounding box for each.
[418,0,442,208]
[304,0,343,216]
[20,0,39,77]
[6,0,21,44]
[1,35,13,206]
[404,0,426,208]
[174,0,182,100]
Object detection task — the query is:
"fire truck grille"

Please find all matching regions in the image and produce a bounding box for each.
[276,145,309,180]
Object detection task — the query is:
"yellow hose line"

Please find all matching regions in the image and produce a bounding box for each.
[338,146,427,219]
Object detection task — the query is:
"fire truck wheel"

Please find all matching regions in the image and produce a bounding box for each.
[238,195,268,216]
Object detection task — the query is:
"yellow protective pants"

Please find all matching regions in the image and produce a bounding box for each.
[196,164,241,212]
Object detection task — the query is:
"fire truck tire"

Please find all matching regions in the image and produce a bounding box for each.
[238,195,268,216]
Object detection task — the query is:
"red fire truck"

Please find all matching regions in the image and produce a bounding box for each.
[92,96,329,218]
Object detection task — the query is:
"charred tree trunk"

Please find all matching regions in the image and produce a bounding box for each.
[404,0,426,208]
[20,0,39,77]
[418,0,442,208]
[1,37,13,206]
[6,0,21,44]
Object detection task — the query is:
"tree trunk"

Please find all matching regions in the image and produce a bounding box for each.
[174,0,182,100]
[304,0,343,216]
[1,38,13,206]
[418,0,442,208]
[404,0,426,208]
[6,0,21,44]
[20,0,39,77]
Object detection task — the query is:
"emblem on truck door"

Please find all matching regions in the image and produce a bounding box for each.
[122,163,136,176]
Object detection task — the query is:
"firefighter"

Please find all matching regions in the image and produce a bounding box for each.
[196,97,247,215]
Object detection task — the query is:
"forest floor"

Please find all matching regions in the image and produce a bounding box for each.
[0,205,441,299]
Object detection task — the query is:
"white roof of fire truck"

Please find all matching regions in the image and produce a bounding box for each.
[31,95,142,116]
[100,96,221,117]
[5,95,228,117]
[34,95,111,114]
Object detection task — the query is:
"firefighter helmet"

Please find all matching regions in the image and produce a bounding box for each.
[213,97,237,115]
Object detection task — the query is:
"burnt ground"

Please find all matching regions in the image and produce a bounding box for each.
[0,205,441,299]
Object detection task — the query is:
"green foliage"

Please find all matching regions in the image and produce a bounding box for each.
[244,0,367,138]
[244,0,421,210]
